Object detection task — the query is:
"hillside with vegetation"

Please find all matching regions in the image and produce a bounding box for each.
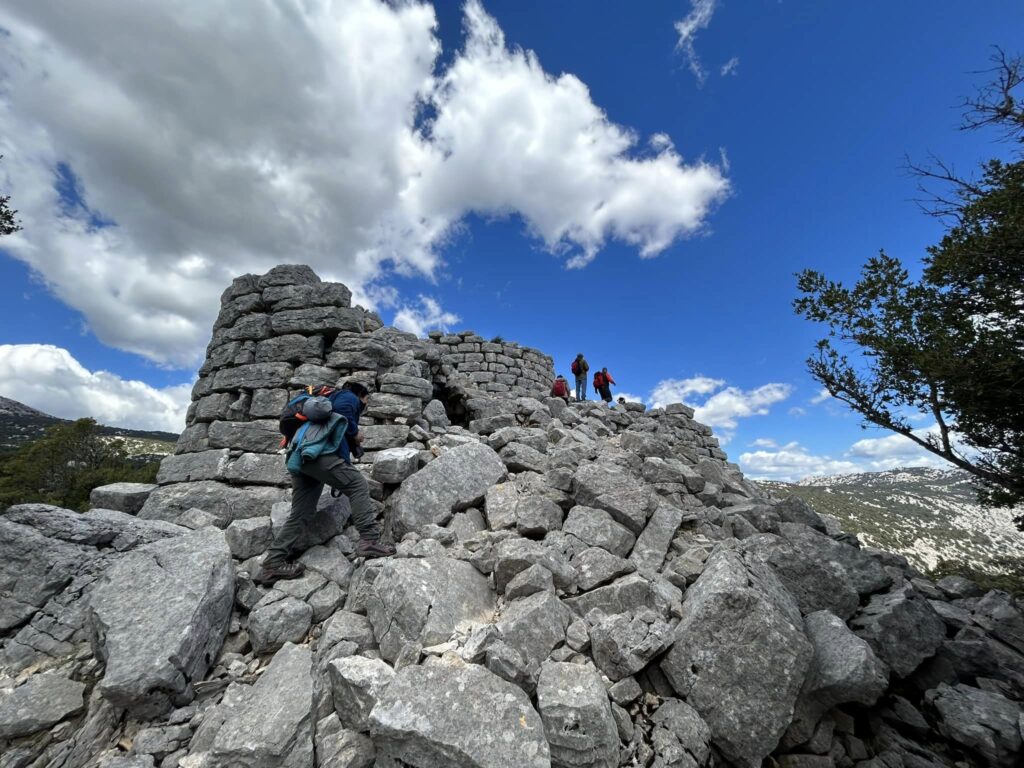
[759,467,1024,581]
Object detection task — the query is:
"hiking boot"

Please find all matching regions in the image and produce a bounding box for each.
[356,539,396,559]
[254,561,305,585]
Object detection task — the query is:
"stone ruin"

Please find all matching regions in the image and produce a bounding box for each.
[1,264,1023,768]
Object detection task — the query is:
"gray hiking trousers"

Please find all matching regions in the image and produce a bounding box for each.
[264,455,378,567]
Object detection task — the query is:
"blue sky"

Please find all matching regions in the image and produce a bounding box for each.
[0,0,1021,479]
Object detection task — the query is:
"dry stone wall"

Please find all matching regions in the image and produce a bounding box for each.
[428,330,555,398]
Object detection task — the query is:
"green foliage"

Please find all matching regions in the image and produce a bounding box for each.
[0,155,22,237]
[0,418,159,512]
[925,558,1024,600]
[490,335,504,344]
[794,51,1024,525]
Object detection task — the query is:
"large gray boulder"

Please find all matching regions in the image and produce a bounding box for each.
[573,463,651,534]
[778,523,891,596]
[561,506,636,558]
[850,584,945,678]
[925,683,1022,768]
[0,671,86,739]
[971,590,1024,655]
[249,594,313,654]
[139,481,289,526]
[590,610,673,682]
[495,590,573,670]
[88,482,157,514]
[369,662,550,768]
[0,518,93,633]
[363,557,495,662]
[211,642,314,768]
[739,533,859,619]
[660,548,812,768]
[785,610,889,747]
[630,504,684,572]
[390,442,507,537]
[649,698,712,768]
[88,526,234,717]
[536,661,619,768]
[327,656,395,732]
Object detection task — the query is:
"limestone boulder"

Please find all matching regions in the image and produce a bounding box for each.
[88,526,234,717]
[660,548,812,768]
[138,481,289,526]
[590,611,674,682]
[0,671,86,739]
[850,584,945,678]
[88,483,156,514]
[925,683,1022,768]
[327,656,395,732]
[210,642,314,768]
[369,662,550,768]
[536,661,620,768]
[363,557,495,662]
[390,442,507,537]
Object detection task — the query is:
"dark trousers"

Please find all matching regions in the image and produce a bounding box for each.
[264,455,378,567]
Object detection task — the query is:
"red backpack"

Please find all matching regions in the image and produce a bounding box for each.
[593,372,604,389]
[552,379,569,397]
[571,359,582,375]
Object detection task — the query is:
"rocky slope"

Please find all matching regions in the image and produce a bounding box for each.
[760,468,1024,574]
[1,264,1022,768]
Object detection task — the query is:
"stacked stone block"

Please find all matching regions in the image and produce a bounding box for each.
[429,331,555,398]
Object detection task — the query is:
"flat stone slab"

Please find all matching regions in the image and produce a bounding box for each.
[369,662,550,768]
[0,671,86,739]
[88,483,157,514]
[212,642,314,768]
[88,526,234,717]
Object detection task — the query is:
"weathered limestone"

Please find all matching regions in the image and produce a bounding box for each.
[88,482,156,514]
[660,548,812,767]
[536,661,619,768]
[0,671,86,739]
[389,442,507,537]
[88,526,234,717]
[369,662,550,768]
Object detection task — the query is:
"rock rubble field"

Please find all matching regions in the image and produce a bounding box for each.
[1,265,1022,768]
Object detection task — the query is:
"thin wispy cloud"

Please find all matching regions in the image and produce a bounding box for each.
[675,0,717,85]
[720,56,740,77]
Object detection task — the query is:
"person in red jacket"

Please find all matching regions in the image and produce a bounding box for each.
[593,367,616,403]
[550,374,571,403]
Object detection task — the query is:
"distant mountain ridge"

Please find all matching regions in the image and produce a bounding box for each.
[0,395,179,453]
[758,466,1024,574]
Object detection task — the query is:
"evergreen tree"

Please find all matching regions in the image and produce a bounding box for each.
[795,51,1024,525]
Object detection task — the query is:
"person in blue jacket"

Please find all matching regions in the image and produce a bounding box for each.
[257,380,395,584]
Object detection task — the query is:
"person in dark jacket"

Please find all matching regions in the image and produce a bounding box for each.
[571,353,590,401]
[257,381,394,584]
[593,367,616,404]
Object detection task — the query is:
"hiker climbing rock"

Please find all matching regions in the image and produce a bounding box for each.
[257,380,394,584]
[593,367,616,404]
[571,353,589,401]
[550,374,572,403]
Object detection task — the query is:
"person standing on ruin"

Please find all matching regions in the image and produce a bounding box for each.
[257,380,395,584]
[593,367,616,404]
[571,353,590,401]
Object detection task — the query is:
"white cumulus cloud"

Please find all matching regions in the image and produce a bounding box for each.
[0,344,192,433]
[739,441,862,482]
[0,0,729,368]
[392,295,460,338]
[846,432,947,472]
[648,375,792,442]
